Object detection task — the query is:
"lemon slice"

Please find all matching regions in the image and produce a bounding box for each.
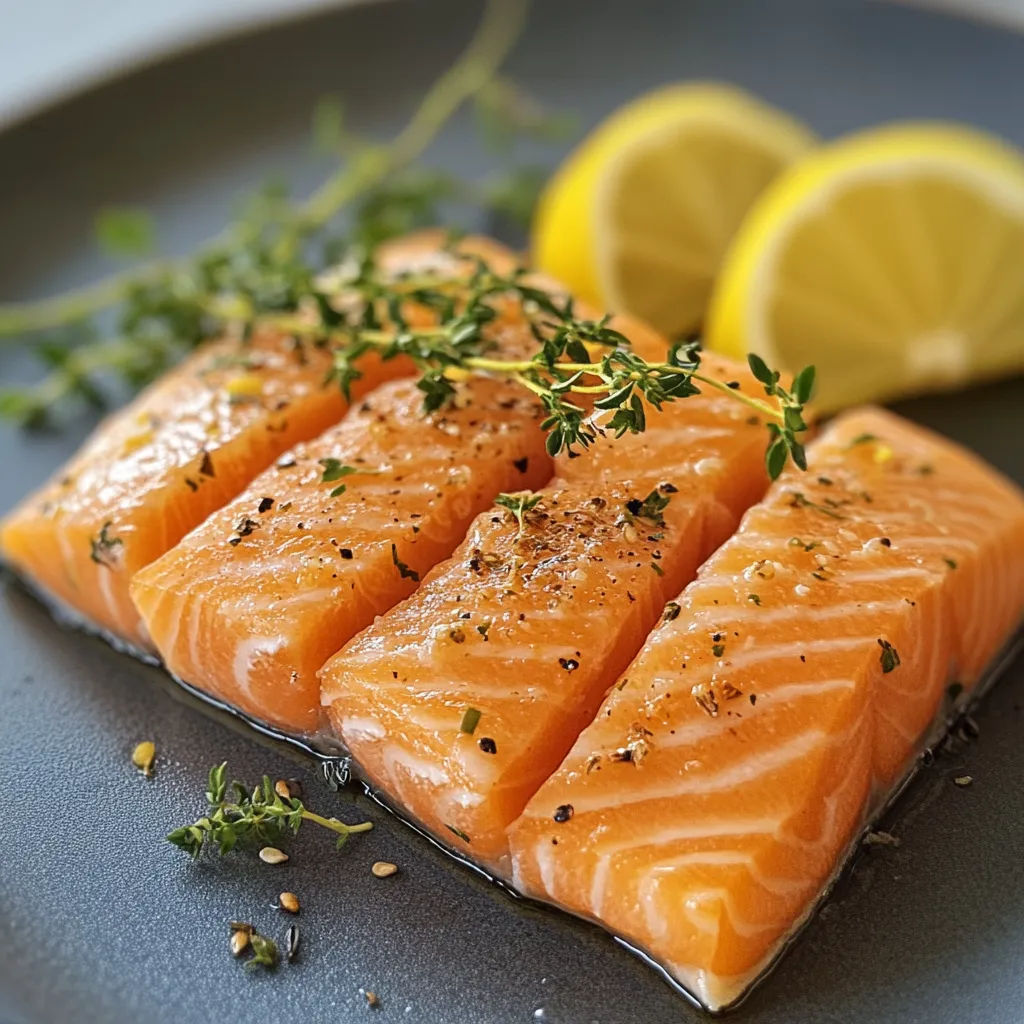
[706,123,1024,411]
[532,83,816,337]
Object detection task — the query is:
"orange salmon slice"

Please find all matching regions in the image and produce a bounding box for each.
[320,353,774,873]
[507,407,1024,1011]
[0,231,508,650]
[130,375,552,734]
[131,235,667,734]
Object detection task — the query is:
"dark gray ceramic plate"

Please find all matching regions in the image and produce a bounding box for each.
[2,1,1024,1022]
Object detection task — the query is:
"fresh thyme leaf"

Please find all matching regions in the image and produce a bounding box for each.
[391,544,420,582]
[460,707,482,734]
[319,458,357,483]
[495,491,542,536]
[95,207,156,259]
[246,932,279,971]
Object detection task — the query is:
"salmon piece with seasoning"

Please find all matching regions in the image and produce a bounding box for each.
[0,232,506,650]
[508,407,1024,1011]
[130,245,666,734]
[130,376,552,733]
[320,353,775,872]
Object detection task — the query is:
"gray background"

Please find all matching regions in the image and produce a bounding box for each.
[1,1,1023,1022]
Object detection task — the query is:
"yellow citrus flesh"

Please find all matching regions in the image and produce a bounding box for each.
[533,83,816,337]
[706,123,1024,411]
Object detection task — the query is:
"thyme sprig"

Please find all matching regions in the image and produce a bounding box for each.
[167,762,373,858]
[0,0,812,480]
[275,252,812,478]
[0,0,546,424]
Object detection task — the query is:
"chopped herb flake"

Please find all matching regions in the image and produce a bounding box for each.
[625,489,671,527]
[460,707,481,734]
[878,639,901,673]
[445,823,471,843]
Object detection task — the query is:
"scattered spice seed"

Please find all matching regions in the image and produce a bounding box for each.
[692,682,719,717]
[460,707,481,734]
[131,740,155,777]
[954,775,973,787]
[553,804,574,823]
[661,601,681,623]
[372,861,399,878]
[259,846,289,865]
[257,496,274,513]
[478,737,497,755]
[943,557,958,570]
[747,594,761,606]
[279,892,300,913]
[285,925,300,962]
[864,830,900,848]
[231,929,250,957]
[558,657,579,672]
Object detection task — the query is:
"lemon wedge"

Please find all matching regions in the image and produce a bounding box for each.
[532,83,816,337]
[706,123,1024,411]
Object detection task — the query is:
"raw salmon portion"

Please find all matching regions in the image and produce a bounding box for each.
[321,354,774,872]
[0,231,503,650]
[508,408,1024,1011]
[131,233,667,733]
[131,376,551,734]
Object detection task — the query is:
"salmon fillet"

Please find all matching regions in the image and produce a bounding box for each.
[508,407,1024,1011]
[131,241,667,733]
[0,231,508,650]
[320,353,775,872]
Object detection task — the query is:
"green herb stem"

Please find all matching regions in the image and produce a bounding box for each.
[299,0,528,230]
[0,0,527,343]
[299,808,375,838]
